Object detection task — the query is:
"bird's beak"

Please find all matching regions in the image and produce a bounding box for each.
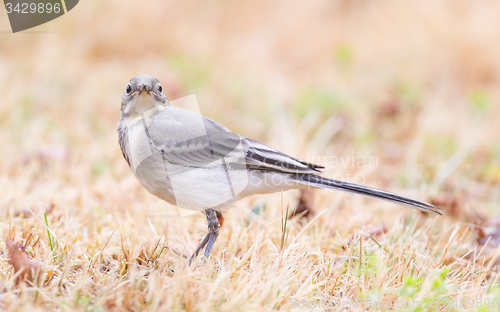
[139,84,150,93]
[137,84,156,97]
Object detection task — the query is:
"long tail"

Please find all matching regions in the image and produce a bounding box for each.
[293,174,442,215]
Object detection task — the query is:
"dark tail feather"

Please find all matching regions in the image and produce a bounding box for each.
[293,174,442,215]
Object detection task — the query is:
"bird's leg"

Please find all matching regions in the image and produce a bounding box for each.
[203,209,221,259]
[186,209,223,265]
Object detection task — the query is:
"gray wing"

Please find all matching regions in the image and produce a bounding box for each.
[244,138,324,174]
[146,106,323,174]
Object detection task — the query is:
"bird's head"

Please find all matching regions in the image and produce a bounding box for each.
[121,75,169,117]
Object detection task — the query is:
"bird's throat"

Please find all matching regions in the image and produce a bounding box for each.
[124,93,162,117]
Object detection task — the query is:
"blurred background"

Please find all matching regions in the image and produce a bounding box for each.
[1,0,500,247]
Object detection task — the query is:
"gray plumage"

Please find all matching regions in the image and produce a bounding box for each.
[117,75,442,264]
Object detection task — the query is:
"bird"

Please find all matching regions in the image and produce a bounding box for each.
[117,75,442,265]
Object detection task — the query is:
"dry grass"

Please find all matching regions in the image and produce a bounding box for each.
[1,0,500,310]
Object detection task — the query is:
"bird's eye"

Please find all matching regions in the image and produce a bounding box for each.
[158,85,163,93]
[126,84,132,94]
